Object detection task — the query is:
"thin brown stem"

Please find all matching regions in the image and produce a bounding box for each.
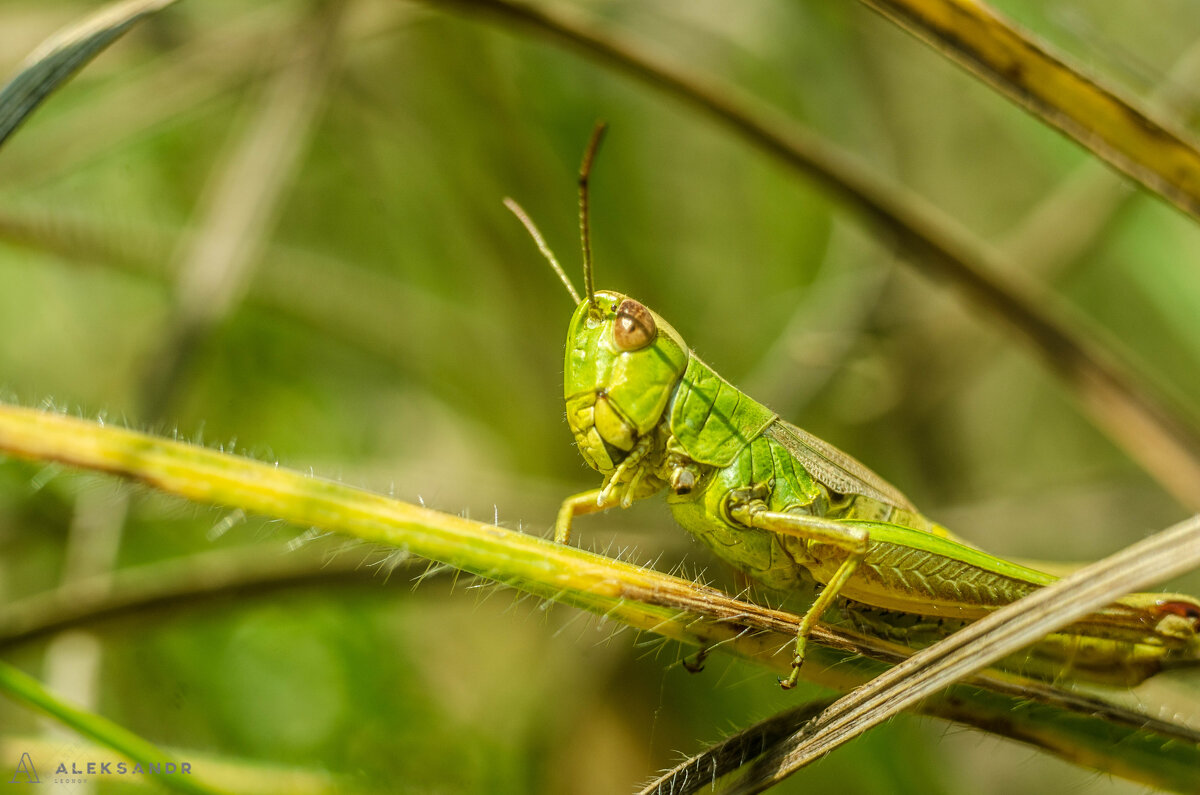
[862,0,1200,222]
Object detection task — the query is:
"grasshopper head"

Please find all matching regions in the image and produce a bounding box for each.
[564,290,689,474]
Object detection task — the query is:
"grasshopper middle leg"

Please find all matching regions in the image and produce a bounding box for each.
[729,500,870,689]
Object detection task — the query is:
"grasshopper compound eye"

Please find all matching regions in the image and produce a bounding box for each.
[613,298,656,351]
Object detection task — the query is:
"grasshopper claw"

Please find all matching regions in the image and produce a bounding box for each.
[682,646,710,673]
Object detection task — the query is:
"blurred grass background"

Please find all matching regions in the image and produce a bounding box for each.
[2,0,1200,792]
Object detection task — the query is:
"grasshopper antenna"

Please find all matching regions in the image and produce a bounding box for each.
[503,197,582,305]
[578,121,607,311]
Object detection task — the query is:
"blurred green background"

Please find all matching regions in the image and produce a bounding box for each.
[2,0,1200,792]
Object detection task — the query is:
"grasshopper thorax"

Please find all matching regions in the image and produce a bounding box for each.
[564,290,689,474]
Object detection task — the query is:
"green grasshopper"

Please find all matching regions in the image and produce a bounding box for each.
[508,124,1200,689]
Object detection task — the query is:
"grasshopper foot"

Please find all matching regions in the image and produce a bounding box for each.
[779,659,803,690]
[778,638,808,689]
[682,647,710,674]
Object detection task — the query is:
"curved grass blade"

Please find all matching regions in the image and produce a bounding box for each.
[0,659,228,795]
[0,545,378,651]
[0,0,178,150]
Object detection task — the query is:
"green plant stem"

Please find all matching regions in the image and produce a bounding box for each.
[0,402,1197,789]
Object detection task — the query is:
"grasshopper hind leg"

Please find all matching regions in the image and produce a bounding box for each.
[728,499,870,689]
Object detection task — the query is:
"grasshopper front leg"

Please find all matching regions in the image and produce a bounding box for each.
[729,498,870,689]
[555,489,623,544]
[557,433,656,544]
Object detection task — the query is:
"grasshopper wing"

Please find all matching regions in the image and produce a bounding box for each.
[766,420,919,513]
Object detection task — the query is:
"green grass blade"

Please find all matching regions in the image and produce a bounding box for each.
[0,659,228,795]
